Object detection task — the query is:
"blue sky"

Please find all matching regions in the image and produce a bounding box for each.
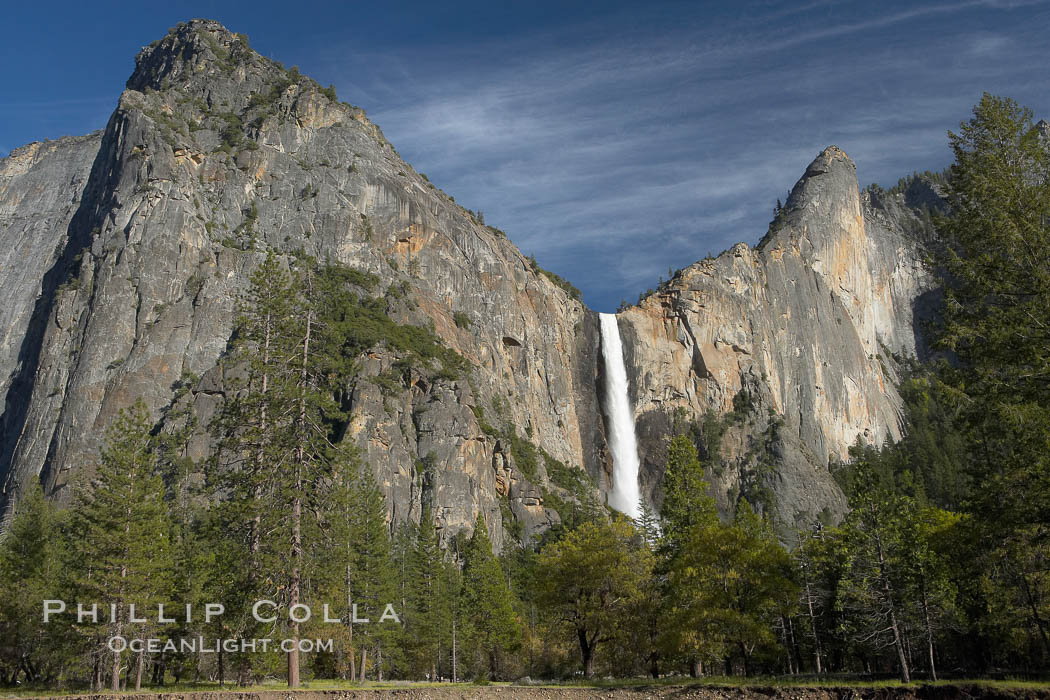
[3,1,1048,311]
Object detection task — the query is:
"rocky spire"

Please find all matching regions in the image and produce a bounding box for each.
[127,19,252,92]
[760,146,877,352]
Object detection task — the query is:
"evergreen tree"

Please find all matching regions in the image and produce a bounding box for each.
[659,435,715,554]
[404,508,454,679]
[835,464,913,682]
[461,515,522,679]
[209,250,298,684]
[70,400,172,692]
[318,445,398,681]
[0,485,69,685]
[211,252,360,686]
[656,435,719,675]
[937,94,1050,532]
[634,500,662,550]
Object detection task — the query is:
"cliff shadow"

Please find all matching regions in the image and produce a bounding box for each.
[0,128,115,518]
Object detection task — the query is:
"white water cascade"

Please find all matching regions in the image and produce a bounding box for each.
[599,313,642,520]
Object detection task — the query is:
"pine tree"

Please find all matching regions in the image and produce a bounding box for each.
[212,252,364,686]
[0,485,69,685]
[461,515,522,680]
[634,500,662,550]
[319,445,398,681]
[70,399,172,692]
[405,508,454,679]
[937,94,1050,531]
[659,435,716,555]
[209,250,298,684]
[835,464,912,682]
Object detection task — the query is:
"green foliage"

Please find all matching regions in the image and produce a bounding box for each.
[402,509,457,679]
[216,111,244,150]
[536,517,651,677]
[544,451,595,495]
[71,400,174,691]
[660,435,717,553]
[832,367,969,510]
[471,405,500,437]
[319,83,337,101]
[0,485,70,685]
[936,93,1050,534]
[453,311,472,329]
[294,260,469,382]
[315,446,399,680]
[665,503,798,675]
[248,75,293,110]
[507,427,540,481]
[527,254,583,301]
[461,516,523,679]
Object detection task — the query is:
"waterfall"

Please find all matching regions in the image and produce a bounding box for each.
[599,313,642,520]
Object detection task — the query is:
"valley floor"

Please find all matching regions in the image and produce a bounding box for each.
[5,680,1050,700]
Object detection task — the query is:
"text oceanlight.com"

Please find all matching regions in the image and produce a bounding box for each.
[107,637,334,654]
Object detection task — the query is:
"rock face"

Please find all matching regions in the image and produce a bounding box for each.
[618,148,938,532]
[0,20,938,541]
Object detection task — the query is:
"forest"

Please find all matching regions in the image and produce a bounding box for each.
[1,94,1048,691]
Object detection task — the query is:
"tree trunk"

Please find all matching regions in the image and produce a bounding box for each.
[921,588,937,681]
[1020,572,1050,660]
[739,642,751,677]
[288,288,313,690]
[347,563,356,682]
[778,618,793,674]
[805,579,823,674]
[110,641,121,692]
[787,617,801,674]
[690,657,701,678]
[91,649,100,691]
[218,646,225,687]
[876,533,910,683]
[359,648,368,683]
[135,648,144,691]
[578,628,595,678]
[250,309,273,577]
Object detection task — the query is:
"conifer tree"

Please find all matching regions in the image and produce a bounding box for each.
[461,515,522,679]
[71,399,172,693]
[0,485,69,685]
[657,435,719,675]
[405,508,454,680]
[212,252,363,686]
[209,250,298,683]
[660,435,715,554]
[835,464,912,682]
[319,445,398,681]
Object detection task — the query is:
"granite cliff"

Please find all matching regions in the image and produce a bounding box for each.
[0,20,939,543]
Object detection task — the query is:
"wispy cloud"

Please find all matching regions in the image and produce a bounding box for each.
[310,0,1050,310]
